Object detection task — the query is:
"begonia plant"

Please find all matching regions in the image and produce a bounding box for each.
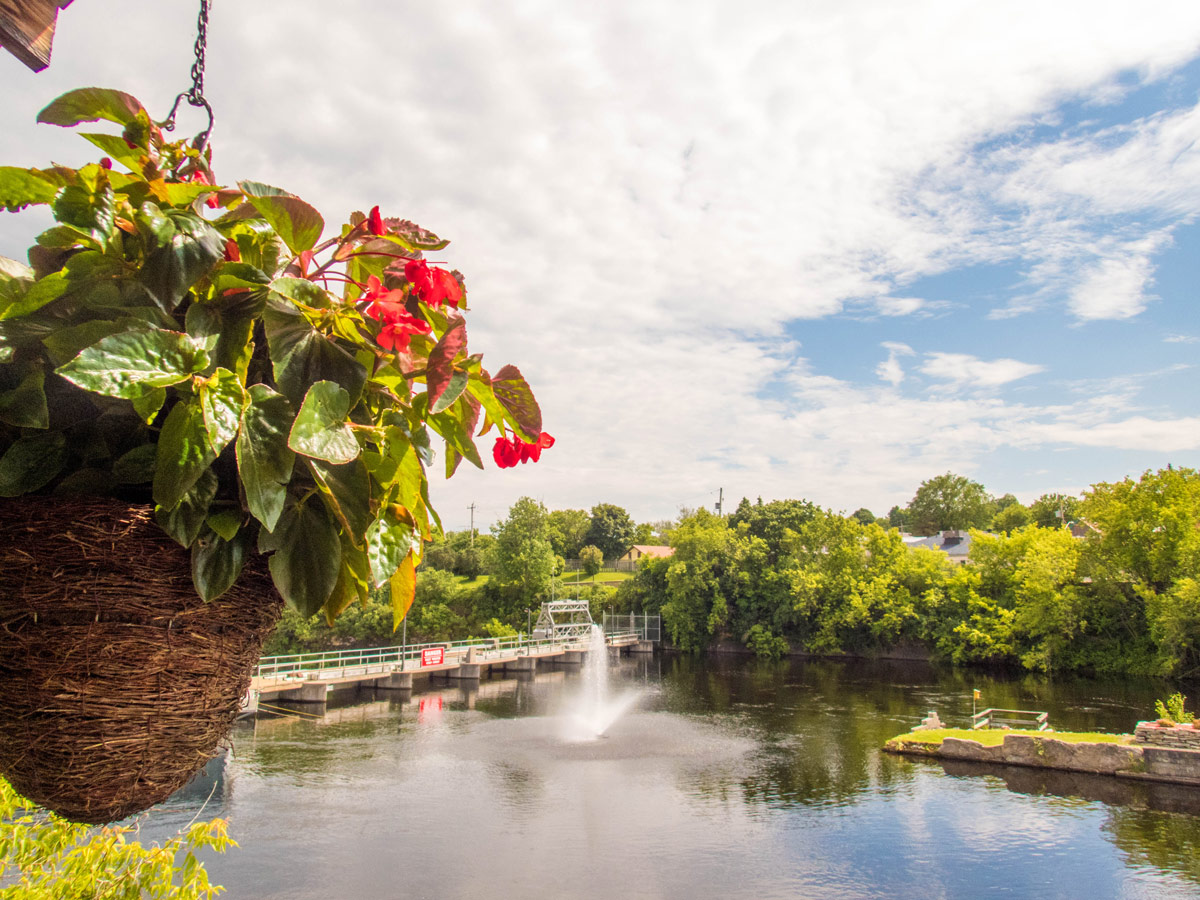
[0,87,552,626]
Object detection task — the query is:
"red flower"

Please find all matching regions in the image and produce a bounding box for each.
[377,312,432,352]
[404,259,463,309]
[368,205,385,236]
[99,157,113,170]
[360,275,431,351]
[493,432,554,468]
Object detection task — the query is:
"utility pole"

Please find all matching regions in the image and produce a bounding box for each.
[714,487,723,517]
[468,503,476,546]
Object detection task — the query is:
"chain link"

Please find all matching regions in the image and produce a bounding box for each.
[187,0,209,105]
[160,0,214,151]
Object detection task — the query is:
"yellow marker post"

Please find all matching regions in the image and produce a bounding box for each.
[972,689,981,720]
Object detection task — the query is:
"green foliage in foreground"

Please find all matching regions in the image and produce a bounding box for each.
[889,728,1133,747]
[613,467,1200,677]
[0,778,231,899]
[1155,692,1195,725]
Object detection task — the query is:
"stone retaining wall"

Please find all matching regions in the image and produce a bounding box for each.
[886,732,1200,787]
[1134,722,1200,749]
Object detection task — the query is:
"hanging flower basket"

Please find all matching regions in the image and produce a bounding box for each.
[0,88,551,821]
[0,496,281,823]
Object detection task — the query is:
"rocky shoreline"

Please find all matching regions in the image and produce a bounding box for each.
[884,729,1200,787]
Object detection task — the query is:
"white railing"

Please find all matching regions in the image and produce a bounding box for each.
[254,631,636,680]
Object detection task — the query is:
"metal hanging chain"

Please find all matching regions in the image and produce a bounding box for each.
[160,0,214,151]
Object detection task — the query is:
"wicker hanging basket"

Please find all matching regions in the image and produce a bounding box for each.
[0,497,283,824]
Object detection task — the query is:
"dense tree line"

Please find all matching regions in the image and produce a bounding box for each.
[615,468,1200,677]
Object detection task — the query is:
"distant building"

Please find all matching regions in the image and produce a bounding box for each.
[616,545,675,571]
[619,545,675,562]
[901,530,976,564]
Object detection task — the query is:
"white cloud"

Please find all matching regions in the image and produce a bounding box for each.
[919,353,1045,388]
[876,342,914,386]
[1,1,1198,524]
[1165,333,1200,344]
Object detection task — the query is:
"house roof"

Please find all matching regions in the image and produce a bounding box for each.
[901,530,977,558]
[628,545,674,558]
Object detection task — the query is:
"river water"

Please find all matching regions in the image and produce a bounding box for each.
[152,654,1200,899]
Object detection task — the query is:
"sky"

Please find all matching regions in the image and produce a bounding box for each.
[1,0,1198,531]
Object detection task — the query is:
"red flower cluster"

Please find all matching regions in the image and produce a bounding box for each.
[361,275,432,352]
[492,432,555,468]
[404,259,462,309]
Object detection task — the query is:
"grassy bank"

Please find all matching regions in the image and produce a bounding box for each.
[887,728,1133,748]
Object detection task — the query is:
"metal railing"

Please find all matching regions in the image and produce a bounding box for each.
[601,613,660,642]
[972,708,1050,731]
[254,630,641,681]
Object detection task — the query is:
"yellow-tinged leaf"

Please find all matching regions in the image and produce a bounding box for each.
[390,552,417,630]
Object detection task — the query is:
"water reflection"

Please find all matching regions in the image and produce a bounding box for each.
[143,654,1200,899]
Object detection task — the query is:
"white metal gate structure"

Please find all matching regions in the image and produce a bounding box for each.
[533,600,595,641]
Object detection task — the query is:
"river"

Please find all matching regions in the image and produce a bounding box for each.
[150,654,1200,899]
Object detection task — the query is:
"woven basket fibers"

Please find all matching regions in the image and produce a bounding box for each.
[0,497,283,824]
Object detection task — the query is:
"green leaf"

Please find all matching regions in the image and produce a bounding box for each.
[0,167,60,210]
[0,272,69,321]
[366,505,423,588]
[192,526,249,602]
[0,431,65,496]
[491,364,542,441]
[132,387,167,423]
[78,132,146,172]
[430,369,469,415]
[153,399,218,510]
[57,328,209,399]
[140,210,225,310]
[112,443,157,483]
[426,317,467,411]
[0,366,48,428]
[156,468,218,546]
[270,276,331,310]
[206,509,243,541]
[41,316,152,366]
[37,88,147,127]
[238,181,324,255]
[262,301,366,406]
[198,367,245,452]
[308,457,372,538]
[52,183,116,248]
[288,380,359,463]
[430,407,483,473]
[236,384,296,531]
[267,498,342,616]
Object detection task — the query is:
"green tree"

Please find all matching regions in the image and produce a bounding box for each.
[584,503,636,560]
[547,508,591,559]
[579,545,604,581]
[851,507,877,526]
[887,504,910,530]
[1,777,233,899]
[907,472,992,535]
[661,509,737,651]
[423,542,458,572]
[991,501,1031,534]
[728,497,816,563]
[633,522,656,544]
[492,497,556,603]
[1030,492,1080,528]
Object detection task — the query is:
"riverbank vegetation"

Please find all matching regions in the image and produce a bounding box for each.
[613,466,1200,678]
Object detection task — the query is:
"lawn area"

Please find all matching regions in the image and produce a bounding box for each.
[559,570,634,584]
[889,728,1133,747]
[452,574,490,587]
